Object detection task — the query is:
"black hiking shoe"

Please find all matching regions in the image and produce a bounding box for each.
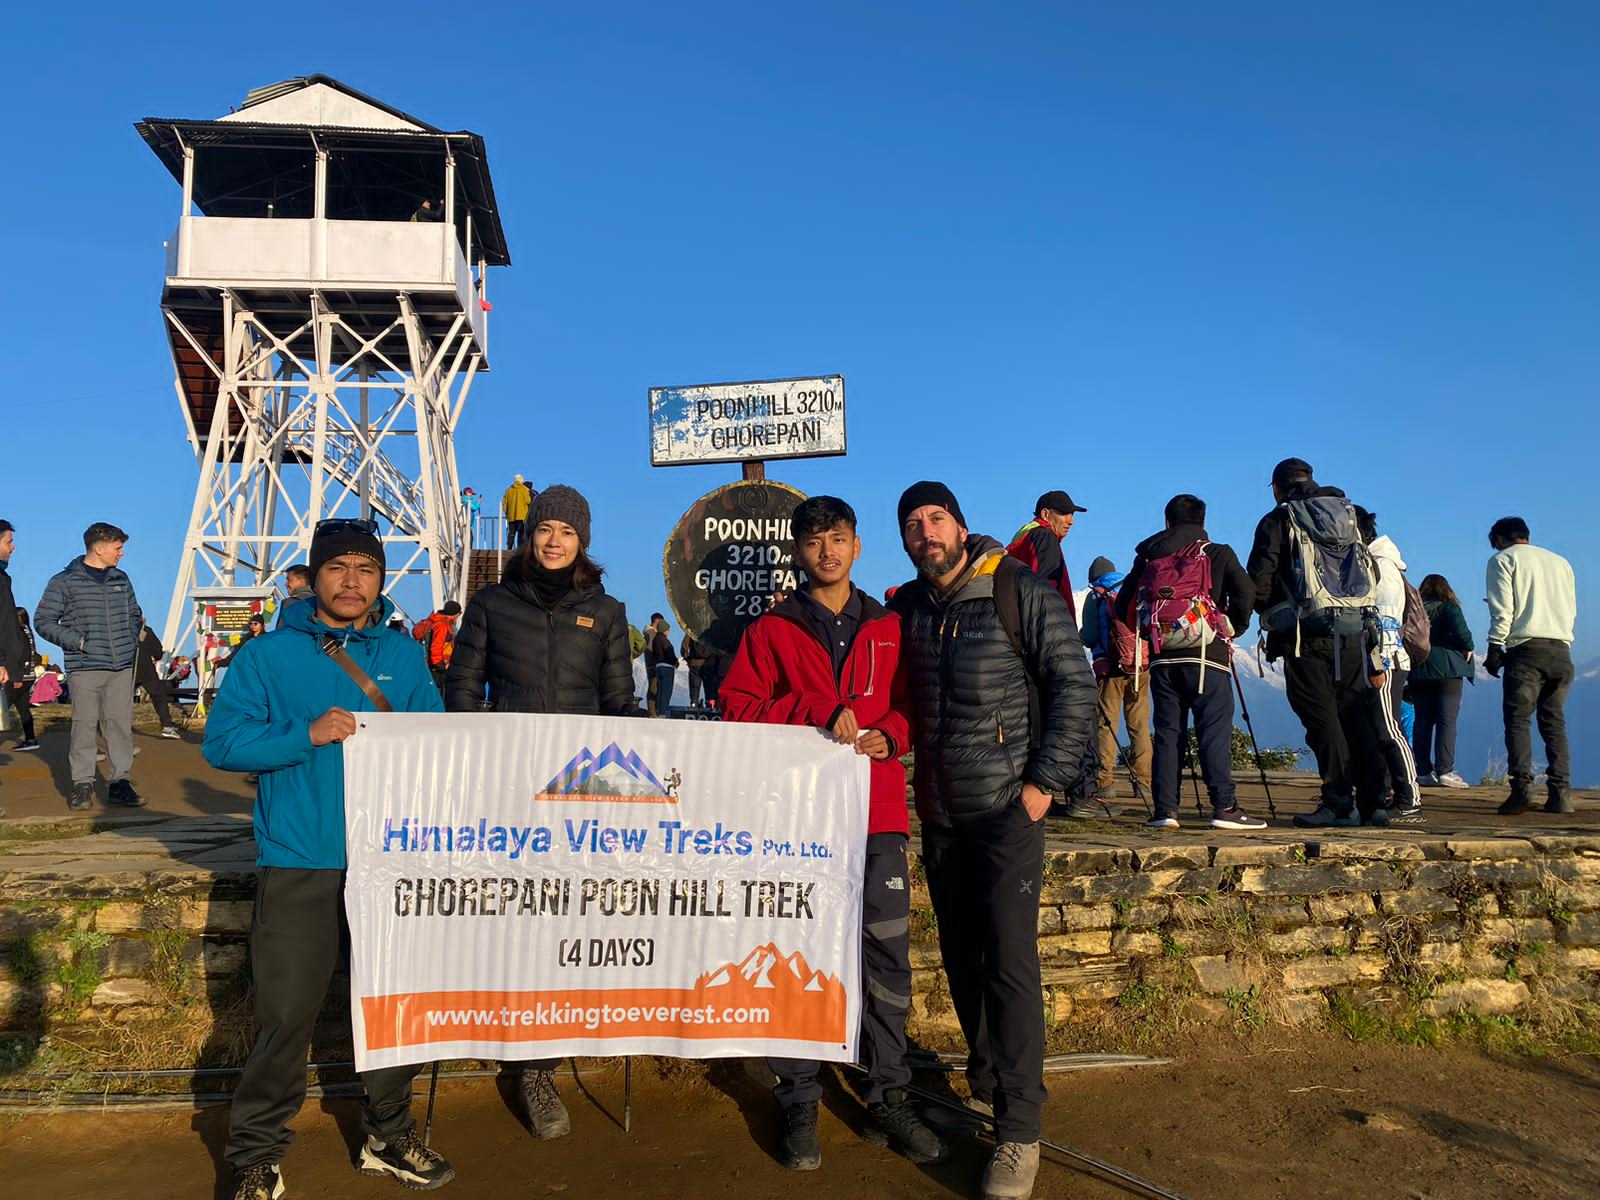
[1062,797,1122,820]
[1545,789,1576,815]
[67,782,94,811]
[863,1088,948,1164]
[357,1130,456,1190]
[1498,791,1537,816]
[106,779,146,808]
[780,1099,821,1170]
[519,1068,571,1139]
[1293,804,1359,828]
[232,1162,285,1200]
[1390,798,1425,824]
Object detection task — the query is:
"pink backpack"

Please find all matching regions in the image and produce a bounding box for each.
[1135,542,1233,690]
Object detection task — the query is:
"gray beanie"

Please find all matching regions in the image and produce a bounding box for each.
[529,484,592,548]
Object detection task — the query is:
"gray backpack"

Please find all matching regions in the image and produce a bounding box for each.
[1266,495,1379,642]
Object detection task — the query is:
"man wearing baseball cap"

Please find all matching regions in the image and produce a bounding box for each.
[891,482,1096,1200]
[204,519,454,1199]
[1006,490,1087,623]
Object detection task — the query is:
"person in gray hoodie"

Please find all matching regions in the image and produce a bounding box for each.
[34,522,146,810]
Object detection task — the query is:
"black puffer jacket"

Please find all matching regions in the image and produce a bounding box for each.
[444,559,634,716]
[892,535,1096,827]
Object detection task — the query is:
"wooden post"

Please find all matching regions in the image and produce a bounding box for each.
[742,460,766,482]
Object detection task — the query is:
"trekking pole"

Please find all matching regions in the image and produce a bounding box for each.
[623,1056,633,1132]
[1231,667,1279,820]
[422,1061,440,1146]
[1182,730,1205,819]
[903,1083,1192,1200]
[1096,705,1151,817]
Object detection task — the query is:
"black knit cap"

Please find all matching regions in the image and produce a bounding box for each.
[1271,457,1314,488]
[441,600,462,616]
[897,481,966,532]
[309,522,386,584]
[529,484,592,548]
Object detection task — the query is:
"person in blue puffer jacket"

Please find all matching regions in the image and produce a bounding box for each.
[204,519,454,1200]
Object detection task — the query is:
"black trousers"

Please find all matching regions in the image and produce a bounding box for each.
[1359,668,1418,815]
[1411,677,1464,777]
[922,804,1046,1143]
[506,519,525,550]
[227,868,422,1170]
[686,666,704,707]
[1150,663,1236,817]
[771,833,913,1107]
[8,681,35,741]
[1283,636,1373,810]
[1503,639,1575,794]
[136,666,175,727]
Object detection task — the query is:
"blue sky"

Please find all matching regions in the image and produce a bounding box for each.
[3,3,1595,661]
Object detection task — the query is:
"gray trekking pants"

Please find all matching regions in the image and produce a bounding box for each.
[68,668,135,785]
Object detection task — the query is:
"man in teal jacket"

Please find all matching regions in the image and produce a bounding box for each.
[205,520,453,1200]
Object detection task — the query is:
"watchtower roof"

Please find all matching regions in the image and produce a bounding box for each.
[135,75,510,266]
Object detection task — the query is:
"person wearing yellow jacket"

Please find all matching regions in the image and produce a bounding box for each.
[502,474,533,550]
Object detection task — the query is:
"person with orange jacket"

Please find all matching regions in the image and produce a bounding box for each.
[411,600,461,694]
[721,495,946,1175]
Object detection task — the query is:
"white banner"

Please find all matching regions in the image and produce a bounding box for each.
[649,375,846,465]
[343,713,869,1072]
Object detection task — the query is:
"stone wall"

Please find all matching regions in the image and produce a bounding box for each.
[6,833,1600,1072]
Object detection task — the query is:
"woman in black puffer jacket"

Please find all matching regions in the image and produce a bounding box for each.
[442,484,634,1142]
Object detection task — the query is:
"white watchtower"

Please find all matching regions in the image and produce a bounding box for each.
[136,75,510,654]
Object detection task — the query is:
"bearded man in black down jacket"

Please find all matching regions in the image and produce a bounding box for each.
[889,481,1095,1200]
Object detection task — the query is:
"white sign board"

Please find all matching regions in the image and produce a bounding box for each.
[343,712,869,1071]
[650,375,846,466]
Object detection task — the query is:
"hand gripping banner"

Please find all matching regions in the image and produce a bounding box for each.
[343,713,870,1071]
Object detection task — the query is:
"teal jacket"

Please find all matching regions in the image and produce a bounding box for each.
[1412,599,1476,682]
[203,595,441,869]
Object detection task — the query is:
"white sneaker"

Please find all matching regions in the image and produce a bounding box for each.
[1438,772,1471,789]
[982,1140,1041,1200]
[160,726,182,739]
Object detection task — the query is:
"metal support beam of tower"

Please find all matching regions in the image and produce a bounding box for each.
[157,294,480,656]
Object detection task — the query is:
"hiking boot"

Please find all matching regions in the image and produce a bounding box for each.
[1293,804,1359,828]
[982,1140,1041,1200]
[67,782,94,811]
[863,1089,947,1165]
[1210,807,1266,830]
[1390,798,1425,824]
[519,1068,571,1139]
[1545,789,1576,815]
[1437,772,1470,790]
[923,1093,993,1136]
[1498,791,1537,816]
[779,1099,821,1170]
[357,1130,456,1189]
[15,737,40,752]
[106,779,146,808]
[1364,808,1391,827]
[160,726,182,739]
[1144,815,1181,830]
[232,1162,285,1200]
[1416,772,1438,788]
[1063,797,1122,820]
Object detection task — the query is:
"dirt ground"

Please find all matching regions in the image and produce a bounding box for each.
[6,1035,1600,1200]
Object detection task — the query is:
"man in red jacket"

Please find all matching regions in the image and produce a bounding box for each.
[410,600,461,695]
[721,495,946,1174]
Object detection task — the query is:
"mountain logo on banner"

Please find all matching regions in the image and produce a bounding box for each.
[694,943,849,1044]
[537,742,680,804]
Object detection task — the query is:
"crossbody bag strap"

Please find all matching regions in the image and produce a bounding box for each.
[320,636,393,713]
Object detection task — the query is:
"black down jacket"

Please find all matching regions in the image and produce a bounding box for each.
[444,561,635,716]
[892,535,1096,827]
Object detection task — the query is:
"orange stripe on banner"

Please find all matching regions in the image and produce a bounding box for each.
[362,986,846,1049]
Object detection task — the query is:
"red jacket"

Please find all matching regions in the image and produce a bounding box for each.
[412,612,456,668]
[720,590,911,836]
[1006,520,1077,622]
